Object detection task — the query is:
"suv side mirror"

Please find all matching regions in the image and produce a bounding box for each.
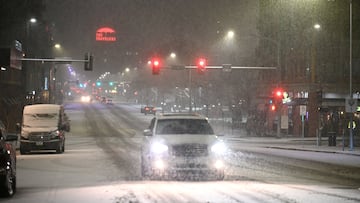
[143,129,153,136]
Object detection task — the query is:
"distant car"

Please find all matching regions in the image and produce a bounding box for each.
[141,113,226,180]
[0,120,17,197]
[80,95,91,103]
[100,96,113,104]
[106,98,113,105]
[141,106,156,115]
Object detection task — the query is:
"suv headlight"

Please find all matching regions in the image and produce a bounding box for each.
[150,142,168,154]
[211,142,227,155]
[50,130,60,139]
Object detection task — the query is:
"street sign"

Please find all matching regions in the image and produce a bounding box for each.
[300,105,306,116]
[222,64,232,72]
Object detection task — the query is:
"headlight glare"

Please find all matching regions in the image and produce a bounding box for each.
[50,130,60,139]
[154,159,166,169]
[211,142,227,154]
[214,160,224,169]
[151,142,168,154]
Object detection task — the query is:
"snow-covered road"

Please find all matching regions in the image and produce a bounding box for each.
[2,102,359,203]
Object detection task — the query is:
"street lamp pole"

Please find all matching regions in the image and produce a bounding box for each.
[349,0,354,151]
[188,68,192,113]
[249,34,281,137]
[260,36,281,137]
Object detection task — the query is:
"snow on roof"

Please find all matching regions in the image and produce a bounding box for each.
[23,104,62,114]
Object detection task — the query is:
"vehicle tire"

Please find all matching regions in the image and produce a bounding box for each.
[0,169,16,197]
[62,142,65,152]
[20,145,29,155]
[216,170,225,180]
[56,143,63,154]
[141,154,150,178]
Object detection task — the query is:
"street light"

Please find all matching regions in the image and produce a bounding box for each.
[310,23,321,85]
[170,52,176,59]
[54,43,61,49]
[313,23,321,30]
[29,18,37,24]
[226,30,235,40]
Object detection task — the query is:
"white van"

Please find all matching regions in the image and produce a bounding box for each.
[19,104,68,154]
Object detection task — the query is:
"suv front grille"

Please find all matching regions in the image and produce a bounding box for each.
[171,144,208,157]
[29,133,51,141]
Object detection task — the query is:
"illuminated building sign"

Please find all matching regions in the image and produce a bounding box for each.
[96,27,117,42]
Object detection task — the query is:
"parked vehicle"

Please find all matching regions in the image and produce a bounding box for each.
[0,120,17,197]
[19,104,69,154]
[141,106,156,115]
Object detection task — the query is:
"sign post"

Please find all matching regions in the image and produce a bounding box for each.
[300,105,307,145]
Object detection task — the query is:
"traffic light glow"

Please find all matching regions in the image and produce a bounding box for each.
[197,58,206,67]
[151,58,161,75]
[153,60,159,66]
[196,58,207,73]
[271,104,276,111]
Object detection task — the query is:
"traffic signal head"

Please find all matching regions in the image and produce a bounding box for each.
[84,53,94,71]
[271,104,276,111]
[151,58,161,75]
[274,88,284,100]
[196,58,207,73]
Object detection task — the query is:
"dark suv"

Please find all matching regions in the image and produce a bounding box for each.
[0,121,17,197]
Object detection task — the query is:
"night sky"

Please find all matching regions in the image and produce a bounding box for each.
[44,0,258,78]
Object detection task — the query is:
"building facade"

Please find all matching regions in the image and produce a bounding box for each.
[256,0,360,140]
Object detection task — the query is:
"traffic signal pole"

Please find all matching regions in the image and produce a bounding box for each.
[188,68,192,113]
[20,57,90,64]
[20,55,93,103]
[349,0,354,151]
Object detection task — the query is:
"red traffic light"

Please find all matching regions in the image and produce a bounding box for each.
[196,58,207,73]
[151,58,161,75]
[274,88,284,99]
[271,104,276,111]
[153,59,159,67]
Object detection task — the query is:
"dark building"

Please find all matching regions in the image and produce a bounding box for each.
[256,0,360,141]
[0,0,54,131]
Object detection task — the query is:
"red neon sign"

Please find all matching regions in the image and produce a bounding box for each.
[96,27,117,42]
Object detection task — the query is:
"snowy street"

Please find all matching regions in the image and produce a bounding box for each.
[3,102,360,203]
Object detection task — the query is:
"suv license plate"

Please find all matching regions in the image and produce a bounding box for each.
[36,141,43,146]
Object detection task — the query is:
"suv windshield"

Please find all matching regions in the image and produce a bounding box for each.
[155,119,214,135]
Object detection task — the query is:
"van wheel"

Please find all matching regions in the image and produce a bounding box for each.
[56,143,63,154]
[20,145,29,155]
